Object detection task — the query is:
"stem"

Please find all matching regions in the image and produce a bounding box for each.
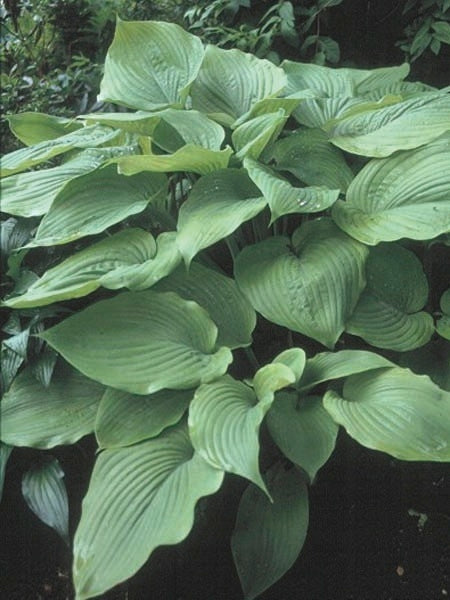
[244,347,260,371]
[225,235,240,262]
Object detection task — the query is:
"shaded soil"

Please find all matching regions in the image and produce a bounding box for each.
[1,433,449,600]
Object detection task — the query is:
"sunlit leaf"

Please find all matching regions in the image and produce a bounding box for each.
[7,112,82,146]
[41,291,233,395]
[232,110,287,160]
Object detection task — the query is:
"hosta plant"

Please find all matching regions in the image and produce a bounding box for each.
[1,17,450,600]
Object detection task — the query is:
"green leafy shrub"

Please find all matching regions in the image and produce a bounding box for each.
[397,0,450,62]
[1,18,450,600]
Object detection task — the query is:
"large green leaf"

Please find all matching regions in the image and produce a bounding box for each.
[0,125,119,177]
[231,462,309,600]
[267,392,339,481]
[282,60,409,97]
[95,387,192,448]
[188,370,293,493]
[22,457,69,545]
[292,96,365,129]
[114,145,232,176]
[191,45,287,125]
[297,349,395,393]
[99,19,204,110]
[0,150,113,218]
[233,96,305,126]
[329,92,450,156]
[0,362,104,448]
[0,443,13,502]
[232,110,287,160]
[324,367,450,461]
[41,291,233,395]
[346,244,434,351]
[332,135,450,244]
[73,424,224,600]
[3,229,157,308]
[437,289,450,340]
[235,219,368,348]
[244,158,340,223]
[270,128,354,191]
[30,165,166,246]
[153,261,256,349]
[7,112,82,146]
[176,169,266,265]
[100,231,182,291]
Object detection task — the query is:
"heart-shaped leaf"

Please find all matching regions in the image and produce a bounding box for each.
[324,367,450,461]
[235,219,368,348]
[231,462,309,600]
[41,291,233,395]
[346,243,434,350]
[73,423,224,600]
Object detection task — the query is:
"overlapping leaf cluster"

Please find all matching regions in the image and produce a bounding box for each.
[1,18,449,600]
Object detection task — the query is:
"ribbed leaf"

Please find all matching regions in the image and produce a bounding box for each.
[30,165,166,246]
[235,219,368,348]
[233,96,304,127]
[1,150,111,217]
[40,291,233,395]
[270,128,354,191]
[7,112,82,146]
[100,231,181,291]
[4,229,157,308]
[232,110,287,160]
[437,289,450,340]
[0,443,13,502]
[244,158,340,223]
[332,135,450,244]
[297,349,395,393]
[292,96,364,129]
[115,145,232,176]
[346,244,434,351]
[267,392,338,481]
[0,362,103,448]
[271,347,306,383]
[95,387,192,448]
[99,19,204,110]
[153,261,257,349]
[73,424,224,600]
[22,457,69,545]
[191,45,287,125]
[324,367,450,461]
[1,125,119,177]
[176,169,266,265]
[282,60,409,97]
[329,92,450,156]
[231,462,309,600]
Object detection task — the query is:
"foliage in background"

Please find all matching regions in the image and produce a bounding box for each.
[1,18,449,600]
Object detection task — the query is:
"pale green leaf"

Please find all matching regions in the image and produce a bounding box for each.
[99,19,205,110]
[233,96,305,127]
[0,125,119,177]
[3,229,156,308]
[292,96,364,129]
[437,289,450,340]
[95,387,192,448]
[244,158,340,223]
[176,169,266,265]
[252,363,297,407]
[235,219,368,348]
[100,231,181,291]
[272,347,306,383]
[332,134,450,244]
[188,375,273,493]
[153,261,256,349]
[114,145,233,176]
[297,349,395,393]
[267,393,339,481]
[232,110,287,160]
[191,45,287,125]
[0,362,104,448]
[270,128,354,191]
[231,462,309,600]
[324,367,450,461]
[40,291,233,395]
[73,424,224,600]
[30,165,167,246]
[22,457,69,545]
[0,443,13,502]
[329,92,450,156]
[346,244,434,351]
[7,112,82,146]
